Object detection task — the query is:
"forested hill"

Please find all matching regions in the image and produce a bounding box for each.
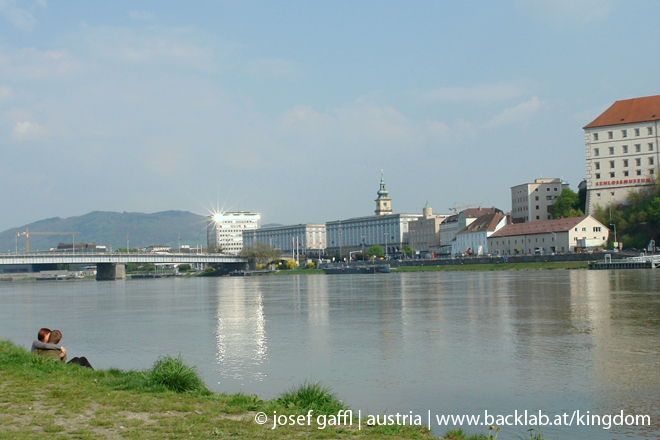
[0,211,210,252]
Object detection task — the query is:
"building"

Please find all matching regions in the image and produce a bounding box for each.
[487,216,609,255]
[511,177,570,223]
[408,202,450,255]
[374,170,393,215]
[325,173,422,259]
[207,212,261,255]
[438,207,503,254]
[243,224,326,256]
[584,95,660,215]
[451,213,507,255]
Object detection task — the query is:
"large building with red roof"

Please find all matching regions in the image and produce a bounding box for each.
[487,216,609,255]
[584,95,660,214]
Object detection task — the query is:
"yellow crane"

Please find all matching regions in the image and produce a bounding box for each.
[15,227,81,252]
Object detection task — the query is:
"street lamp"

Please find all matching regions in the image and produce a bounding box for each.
[383,231,388,260]
[361,236,365,260]
[609,223,617,249]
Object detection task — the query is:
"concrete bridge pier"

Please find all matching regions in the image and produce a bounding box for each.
[97,263,126,281]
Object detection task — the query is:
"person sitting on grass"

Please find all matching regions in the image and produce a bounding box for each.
[31,327,66,359]
[32,328,94,369]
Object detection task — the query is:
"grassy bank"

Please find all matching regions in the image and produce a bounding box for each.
[391,261,588,272]
[0,340,432,439]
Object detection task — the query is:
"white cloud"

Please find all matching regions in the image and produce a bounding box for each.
[11,121,47,140]
[278,101,452,152]
[129,11,155,21]
[487,96,542,128]
[0,0,36,31]
[421,82,526,104]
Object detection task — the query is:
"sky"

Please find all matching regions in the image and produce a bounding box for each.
[0,0,658,232]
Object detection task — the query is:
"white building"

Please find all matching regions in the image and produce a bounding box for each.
[438,207,502,254]
[487,216,609,255]
[451,213,507,255]
[207,212,261,255]
[511,177,570,222]
[325,173,421,258]
[584,95,660,215]
[243,224,326,256]
[326,214,422,259]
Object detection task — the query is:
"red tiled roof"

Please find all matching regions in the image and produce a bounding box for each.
[489,216,587,238]
[460,207,502,218]
[584,95,660,129]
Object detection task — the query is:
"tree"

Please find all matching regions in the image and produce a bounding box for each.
[207,244,224,254]
[365,244,384,259]
[552,188,584,219]
[402,245,413,258]
[241,242,282,266]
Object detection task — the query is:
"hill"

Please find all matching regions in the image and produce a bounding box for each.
[0,211,211,252]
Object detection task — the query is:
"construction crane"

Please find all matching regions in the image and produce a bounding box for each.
[448,202,483,215]
[15,227,81,252]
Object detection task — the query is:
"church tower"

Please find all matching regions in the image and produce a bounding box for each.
[375,170,392,215]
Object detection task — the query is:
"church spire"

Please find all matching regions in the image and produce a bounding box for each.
[375,170,392,215]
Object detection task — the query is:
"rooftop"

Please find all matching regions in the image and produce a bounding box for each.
[584,95,660,129]
[489,216,589,238]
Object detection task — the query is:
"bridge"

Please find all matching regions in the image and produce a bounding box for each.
[0,253,248,280]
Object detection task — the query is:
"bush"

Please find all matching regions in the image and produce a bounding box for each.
[256,264,263,270]
[305,262,316,269]
[276,381,347,414]
[285,260,296,269]
[147,354,207,393]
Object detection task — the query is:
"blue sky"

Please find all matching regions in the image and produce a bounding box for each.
[0,0,657,232]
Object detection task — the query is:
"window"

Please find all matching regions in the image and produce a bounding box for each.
[595,162,600,170]
[622,129,627,137]
[536,216,539,220]
[594,227,601,232]
[593,133,599,141]
[624,171,629,177]
[636,144,641,152]
[554,187,558,191]
[536,205,540,209]
[596,193,601,197]
[596,173,601,179]
[609,160,615,168]
[636,158,641,166]
[535,196,539,201]
[623,145,628,153]
[610,172,615,178]
[637,170,642,175]
[635,128,640,136]
[650,157,655,165]
[608,131,613,139]
[535,188,539,192]
[649,127,654,135]
[652,169,656,175]
[594,148,600,156]
[609,147,615,155]
[623,159,628,167]
[649,143,654,151]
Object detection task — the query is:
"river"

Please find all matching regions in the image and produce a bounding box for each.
[1,270,659,439]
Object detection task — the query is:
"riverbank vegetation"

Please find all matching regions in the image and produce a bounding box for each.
[0,339,436,439]
[593,184,660,249]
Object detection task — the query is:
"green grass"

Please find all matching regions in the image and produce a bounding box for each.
[274,380,347,413]
[0,339,432,439]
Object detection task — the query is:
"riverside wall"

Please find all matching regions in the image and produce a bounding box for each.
[388,252,629,268]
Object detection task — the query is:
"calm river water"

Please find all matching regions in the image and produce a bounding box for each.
[1,270,659,439]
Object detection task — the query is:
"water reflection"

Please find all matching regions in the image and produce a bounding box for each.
[213,278,267,381]
[2,270,660,439]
